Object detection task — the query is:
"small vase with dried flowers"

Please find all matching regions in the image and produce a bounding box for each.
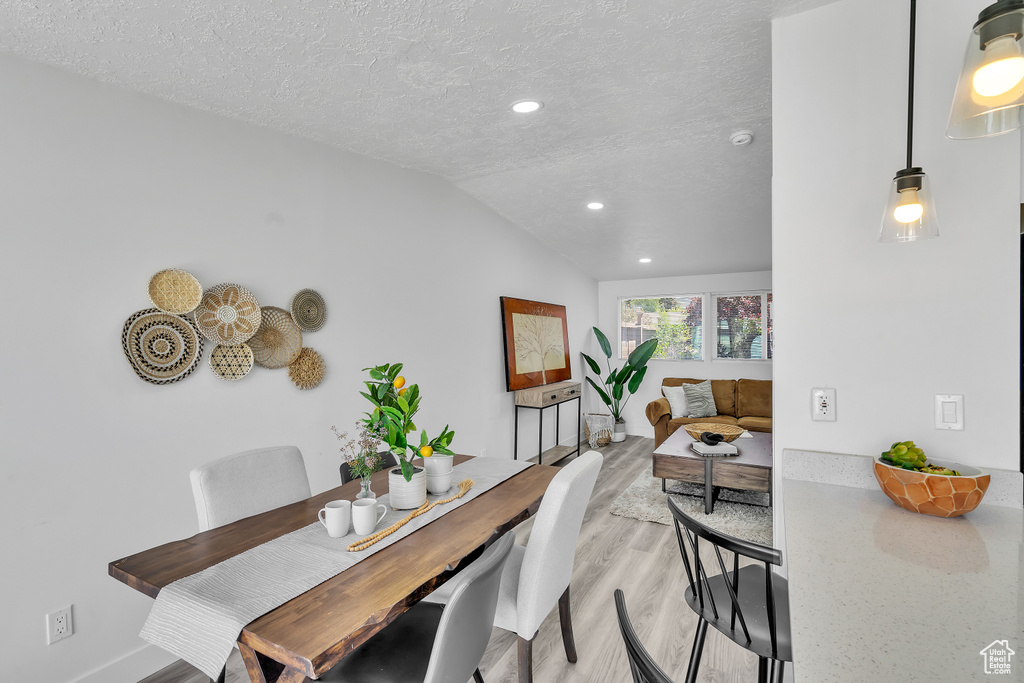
[332,421,389,499]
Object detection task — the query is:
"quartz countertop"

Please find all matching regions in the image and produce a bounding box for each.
[782,453,1023,682]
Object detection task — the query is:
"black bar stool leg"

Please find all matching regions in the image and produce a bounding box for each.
[684,619,708,683]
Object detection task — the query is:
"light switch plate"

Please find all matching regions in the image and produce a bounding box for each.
[934,394,964,430]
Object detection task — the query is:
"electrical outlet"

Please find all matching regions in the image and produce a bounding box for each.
[480,448,487,458]
[811,388,836,422]
[47,605,73,644]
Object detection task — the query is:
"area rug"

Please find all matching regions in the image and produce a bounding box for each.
[610,467,773,546]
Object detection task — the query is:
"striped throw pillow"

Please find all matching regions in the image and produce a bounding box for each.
[682,380,717,418]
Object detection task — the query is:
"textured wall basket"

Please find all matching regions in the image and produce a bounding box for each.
[194,283,261,345]
[388,467,426,509]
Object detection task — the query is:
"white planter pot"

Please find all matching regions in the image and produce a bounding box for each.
[423,455,455,494]
[611,420,626,443]
[388,466,426,509]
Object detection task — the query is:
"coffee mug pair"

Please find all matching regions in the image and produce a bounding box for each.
[318,499,387,538]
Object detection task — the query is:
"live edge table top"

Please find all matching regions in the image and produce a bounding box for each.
[108,455,559,682]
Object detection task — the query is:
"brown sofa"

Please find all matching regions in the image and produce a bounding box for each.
[645,378,772,449]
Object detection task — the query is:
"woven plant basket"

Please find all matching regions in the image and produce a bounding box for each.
[584,413,614,447]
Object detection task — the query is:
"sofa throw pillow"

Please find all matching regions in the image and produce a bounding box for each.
[682,380,718,418]
[663,385,689,418]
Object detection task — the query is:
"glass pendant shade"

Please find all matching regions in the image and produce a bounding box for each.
[880,169,939,242]
[947,1,1024,138]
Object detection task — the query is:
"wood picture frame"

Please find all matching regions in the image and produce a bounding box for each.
[500,296,572,391]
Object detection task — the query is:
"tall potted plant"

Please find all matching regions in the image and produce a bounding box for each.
[361,362,455,508]
[582,328,658,442]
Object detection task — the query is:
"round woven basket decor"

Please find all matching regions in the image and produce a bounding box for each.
[147,268,203,314]
[288,347,325,389]
[249,306,303,369]
[122,308,204,385]
[209,343,254,381]
[290,289,327,332]
[194,283,262,345]
[683,423,745,443]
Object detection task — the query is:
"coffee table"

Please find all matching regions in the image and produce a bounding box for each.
[652,428,772,513]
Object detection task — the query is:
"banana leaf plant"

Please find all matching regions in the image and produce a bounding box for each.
[581,328,658,423]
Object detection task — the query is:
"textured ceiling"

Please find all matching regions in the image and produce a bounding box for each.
[0,0,835,281]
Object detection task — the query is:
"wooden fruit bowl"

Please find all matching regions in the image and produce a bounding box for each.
[872,457,990,518]
[683,423,744,443]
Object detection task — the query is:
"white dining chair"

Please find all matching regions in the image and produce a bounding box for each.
[189,445,311,532]
[189,446,313,683]
[320,531,516,683]
[424,449,603,683]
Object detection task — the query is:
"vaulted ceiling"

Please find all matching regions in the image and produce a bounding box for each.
[0,0,835,280]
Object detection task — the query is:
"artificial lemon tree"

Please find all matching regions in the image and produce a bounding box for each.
[361,362,455,481]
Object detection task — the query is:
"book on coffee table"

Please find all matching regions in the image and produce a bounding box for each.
[690,441,738,457]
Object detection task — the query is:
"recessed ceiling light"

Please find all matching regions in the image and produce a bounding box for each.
[587,202,604,210]
[511,100,543,113]
[639,258,652,263]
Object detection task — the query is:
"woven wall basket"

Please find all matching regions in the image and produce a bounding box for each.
[250,306,303,369]
[194,283,262,345]
[288,347,325,389]
[148,268,203,315]
[121,308,204,385]
[209,343,254,381]
[290,289,327,332]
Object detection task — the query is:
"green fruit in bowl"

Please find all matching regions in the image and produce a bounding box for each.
[880,440,960,476]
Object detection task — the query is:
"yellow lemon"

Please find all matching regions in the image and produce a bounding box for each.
[398,387,407,396]
[420,446,433,458]
[393,376,406,389]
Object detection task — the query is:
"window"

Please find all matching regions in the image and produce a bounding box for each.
[714,291,772,360]
[619,296,703,360]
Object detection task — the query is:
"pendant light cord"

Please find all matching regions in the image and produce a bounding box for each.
[906,0,916,170]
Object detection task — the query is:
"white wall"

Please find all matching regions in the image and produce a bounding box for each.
[597,272,772,436]
[773,0,1020,472]
[0,55,597,682]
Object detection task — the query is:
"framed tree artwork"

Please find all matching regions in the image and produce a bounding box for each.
[500,296,572,391]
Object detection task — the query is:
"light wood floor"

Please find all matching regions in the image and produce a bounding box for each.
[142,437,757,682]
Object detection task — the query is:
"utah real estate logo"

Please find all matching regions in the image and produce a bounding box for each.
[979,640,1015,675]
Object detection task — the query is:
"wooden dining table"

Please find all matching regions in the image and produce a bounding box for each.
[109,455,559,683]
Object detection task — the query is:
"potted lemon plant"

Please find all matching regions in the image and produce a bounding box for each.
[361,362,455,508]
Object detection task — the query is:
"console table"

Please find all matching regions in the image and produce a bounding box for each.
[513,381,581,464]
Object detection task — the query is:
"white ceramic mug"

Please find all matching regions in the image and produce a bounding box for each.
[318,500,352,538]
[352,499,387,535]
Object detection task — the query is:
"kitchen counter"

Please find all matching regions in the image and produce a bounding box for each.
[782,451,1023,682]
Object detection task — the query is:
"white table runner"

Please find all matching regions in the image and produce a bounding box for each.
[141,457,532,679]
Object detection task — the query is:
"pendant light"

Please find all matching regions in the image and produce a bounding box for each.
[947,0,1024,138]
[881,0,939,243]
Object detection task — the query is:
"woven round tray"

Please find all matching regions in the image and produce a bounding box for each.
[288,347,325,389]
[147,268,203,314]
[290,289,327,332]
[195,283,262,345]
[250,306,303,369]
[121,308,204,385]
[683,423,744,442]
[209,343,254,381]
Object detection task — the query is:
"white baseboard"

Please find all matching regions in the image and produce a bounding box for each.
[74,644,178,683]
